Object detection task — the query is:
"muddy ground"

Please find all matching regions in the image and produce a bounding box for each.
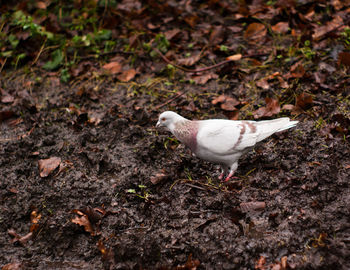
[1,71,349,269]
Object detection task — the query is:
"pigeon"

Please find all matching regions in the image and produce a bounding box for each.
[156,111,298,181]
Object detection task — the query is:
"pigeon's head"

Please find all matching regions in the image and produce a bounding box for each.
[156,111,184,131]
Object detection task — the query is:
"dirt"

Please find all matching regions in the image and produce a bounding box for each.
[0,71,349,270]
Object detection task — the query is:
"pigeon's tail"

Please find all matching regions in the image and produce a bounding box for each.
[256,117,298,142]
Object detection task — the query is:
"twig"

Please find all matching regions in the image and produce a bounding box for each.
[0,57,7,73]
[32,37,47,66]
[154,48,233,73]
[154,89,189,110]
[185,183,206,191]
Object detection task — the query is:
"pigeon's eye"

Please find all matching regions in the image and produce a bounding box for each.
[161,117,166,121]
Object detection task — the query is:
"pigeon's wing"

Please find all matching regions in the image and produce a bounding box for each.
[196,120,259,155]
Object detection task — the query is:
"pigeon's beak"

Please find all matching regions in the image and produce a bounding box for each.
[156,121,161,128]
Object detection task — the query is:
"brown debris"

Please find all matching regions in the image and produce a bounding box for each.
[38,157,62,177]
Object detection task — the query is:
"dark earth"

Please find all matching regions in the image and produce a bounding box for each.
[1,1,350,269]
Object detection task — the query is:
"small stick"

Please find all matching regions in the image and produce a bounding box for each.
[154,90,189,110]
[154,48,233,73]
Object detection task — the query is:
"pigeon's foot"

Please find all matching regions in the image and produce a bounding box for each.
[223,170,237,182]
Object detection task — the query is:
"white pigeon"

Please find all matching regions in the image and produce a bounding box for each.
[156,111,298,182]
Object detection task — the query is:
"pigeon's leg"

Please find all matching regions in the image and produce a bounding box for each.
[218,165,228,180]
[224,163,238,182]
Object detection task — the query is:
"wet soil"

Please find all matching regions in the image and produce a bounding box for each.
[1,72,349,270]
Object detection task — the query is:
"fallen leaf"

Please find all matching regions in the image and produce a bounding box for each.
[80,206,106,223]
[212,95,240,111]
[290,62,305,78]
[72,210,95,235]
[338,52,350,67]
[226,54,242,61]
[150,171,168,184]
[98,240,115,264]
[117,69,136,82]
[211,95,226,105]
[277,76,289,88]
[224,110,240,120]
[164,29,181,40]
[240,201,266,212]
[177,53,201,66]
[191,72,218,85]
[281,256,288,269]
[244,23,266,42]
[253,97,280,119]
[255,255,267,270]
[296,92,313,110]
[30,210,42,232]
[36,1,47,9]
[271,22,289,34]
[209,25,224,45]
[256,79,270,89]
[2,262,22,270]
[312,15,343,41]
[282,104,295,111]
[102,62,122,74]
[184,14,199,28]
[1,89,14,103]
[38,157,61,177]
[220,97,240,111]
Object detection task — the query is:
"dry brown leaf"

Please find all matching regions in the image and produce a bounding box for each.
[226,54,242,61]
[184,14,199,28]
[253,98,280,119]
[277,76,289,88]
[150,170,168,184]
[177,53,201,66]
[290,62,305,78]
[220,97,240,111]
[240,201,266,212]
[117,69,136,82]
[38,157,61,177]
[282,104,295,111]
[224,110,240,120]
[209,25,224,45]
[212,95,240,111]
[37,1,47,9]
[271,22,289,34]
[281,256,288,269]
[164,29,181,40]
[211,95,226,105]
[191,72,218,85]
[296,92,313,110]
[102,62,122,74]
[255,255,267,270]
[30,210,42,232]
[312,15,343,41]
[2,262,22,270]
[72,210,95,235]
[244,23,266,42]
[256,79,270,89]
[1,89,14,103]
